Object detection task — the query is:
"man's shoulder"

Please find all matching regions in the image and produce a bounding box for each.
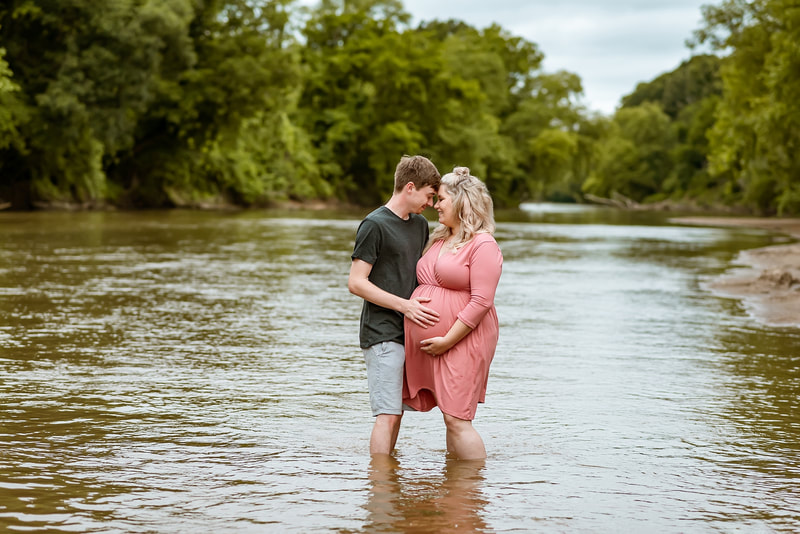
[408,212,428,225]
[359,207,427,235]
[356,207,388,233]
[363,206,389,222]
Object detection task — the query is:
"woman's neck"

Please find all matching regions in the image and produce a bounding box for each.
[447,224,462,239]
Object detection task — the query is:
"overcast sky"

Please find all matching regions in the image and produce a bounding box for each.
[402,0,711,114]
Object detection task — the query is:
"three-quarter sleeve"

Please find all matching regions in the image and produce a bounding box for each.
[456,235,503,329]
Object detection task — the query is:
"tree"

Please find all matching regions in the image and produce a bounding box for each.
[694,0,800,214]
[583,103,675,201]
[0,0,321,208]
[622,54,722,119]
[300,0,414,203]
[0,41,23,151]
[614,54,727,207]
[300,1,506,205]
[0,1,609,210]
[414,20,551,205]
[501,70,589,201]
[0,35,28,207]
[0,0,199,206]
[116,0,318,207]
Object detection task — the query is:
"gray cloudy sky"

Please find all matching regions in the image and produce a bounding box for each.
[402,0,711,114]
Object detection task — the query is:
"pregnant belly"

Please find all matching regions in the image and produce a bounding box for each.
[406,285,469,347]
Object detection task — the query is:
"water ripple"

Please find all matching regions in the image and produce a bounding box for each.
[0,210,798,532]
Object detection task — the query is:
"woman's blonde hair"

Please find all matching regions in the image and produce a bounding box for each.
[427,166,495,252]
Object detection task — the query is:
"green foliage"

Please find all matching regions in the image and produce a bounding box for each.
[528,128,578,198]
[614,55,725,207]
[694,0,800,214]
[1,0,198,205]
[120,0,317,207]
[661,95,720,202]
[298,2,552,207]
[0,0,795,215]
[0,0,609,210]
[300,0,415,202]
[206,109,331,204]
[584,103,676,201]
[502,70,595,202]
[622,54,722,119]
[0,0,322,208]
[0,41,26,154]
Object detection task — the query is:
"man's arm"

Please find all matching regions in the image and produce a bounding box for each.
[348,259,439,328]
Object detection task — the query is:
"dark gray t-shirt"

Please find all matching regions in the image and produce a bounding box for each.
[351,206,429,349]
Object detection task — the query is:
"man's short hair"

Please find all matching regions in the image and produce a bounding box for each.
[394,155,441,192]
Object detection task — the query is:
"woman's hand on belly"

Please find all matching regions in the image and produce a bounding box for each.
[419,319,474,356]
[419,336,451,356]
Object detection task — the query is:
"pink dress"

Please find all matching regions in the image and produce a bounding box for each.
[403,233,503,420]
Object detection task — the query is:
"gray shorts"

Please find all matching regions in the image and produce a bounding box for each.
[363,341,405,416]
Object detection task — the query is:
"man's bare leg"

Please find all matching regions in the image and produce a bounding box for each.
[370,413,403,455]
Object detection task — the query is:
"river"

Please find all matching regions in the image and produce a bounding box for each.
[1,205,798,532]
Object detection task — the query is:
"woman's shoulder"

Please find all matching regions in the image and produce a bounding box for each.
[471,232,498,245]
[468,233,502,260]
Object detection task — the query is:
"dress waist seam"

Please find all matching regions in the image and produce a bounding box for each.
[418,283,469,292]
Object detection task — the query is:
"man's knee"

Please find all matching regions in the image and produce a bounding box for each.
[375,413,403,429]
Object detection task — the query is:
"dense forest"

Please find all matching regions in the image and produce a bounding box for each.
[0,0,797,214]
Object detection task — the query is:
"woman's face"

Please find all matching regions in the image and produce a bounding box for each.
[434,184,458,229]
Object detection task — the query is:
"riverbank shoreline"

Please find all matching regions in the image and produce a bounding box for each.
[671,216,800,328]
[0,197,362,213]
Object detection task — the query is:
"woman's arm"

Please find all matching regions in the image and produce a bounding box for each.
[457,237,503,328]
[420,319,472,355]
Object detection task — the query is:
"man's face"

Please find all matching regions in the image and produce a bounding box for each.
[409,184,437,214]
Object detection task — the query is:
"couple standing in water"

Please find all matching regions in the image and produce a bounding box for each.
[348,155,503,460]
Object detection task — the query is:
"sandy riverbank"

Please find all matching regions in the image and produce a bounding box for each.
[671,216,800,328]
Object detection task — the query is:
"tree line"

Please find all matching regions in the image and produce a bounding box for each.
[0,0,797,214]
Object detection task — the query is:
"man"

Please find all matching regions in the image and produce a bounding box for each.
[348,155,441,456]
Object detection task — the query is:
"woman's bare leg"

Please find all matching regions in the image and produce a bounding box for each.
[442,413,486,459]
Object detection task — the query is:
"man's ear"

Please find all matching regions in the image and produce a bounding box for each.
[405,182,416,193]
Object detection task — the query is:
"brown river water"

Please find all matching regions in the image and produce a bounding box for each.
[1,205,798,532]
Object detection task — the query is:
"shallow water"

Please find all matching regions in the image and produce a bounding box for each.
[1,205,798,532]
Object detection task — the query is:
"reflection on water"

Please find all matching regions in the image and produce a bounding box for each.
[703,326,800,530]
[0,206,799,532]
[363,456,487,533]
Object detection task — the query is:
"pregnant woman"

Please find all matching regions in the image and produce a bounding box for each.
[403,167,503,460]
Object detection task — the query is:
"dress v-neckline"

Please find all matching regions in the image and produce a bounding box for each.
[437,239,455,259]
